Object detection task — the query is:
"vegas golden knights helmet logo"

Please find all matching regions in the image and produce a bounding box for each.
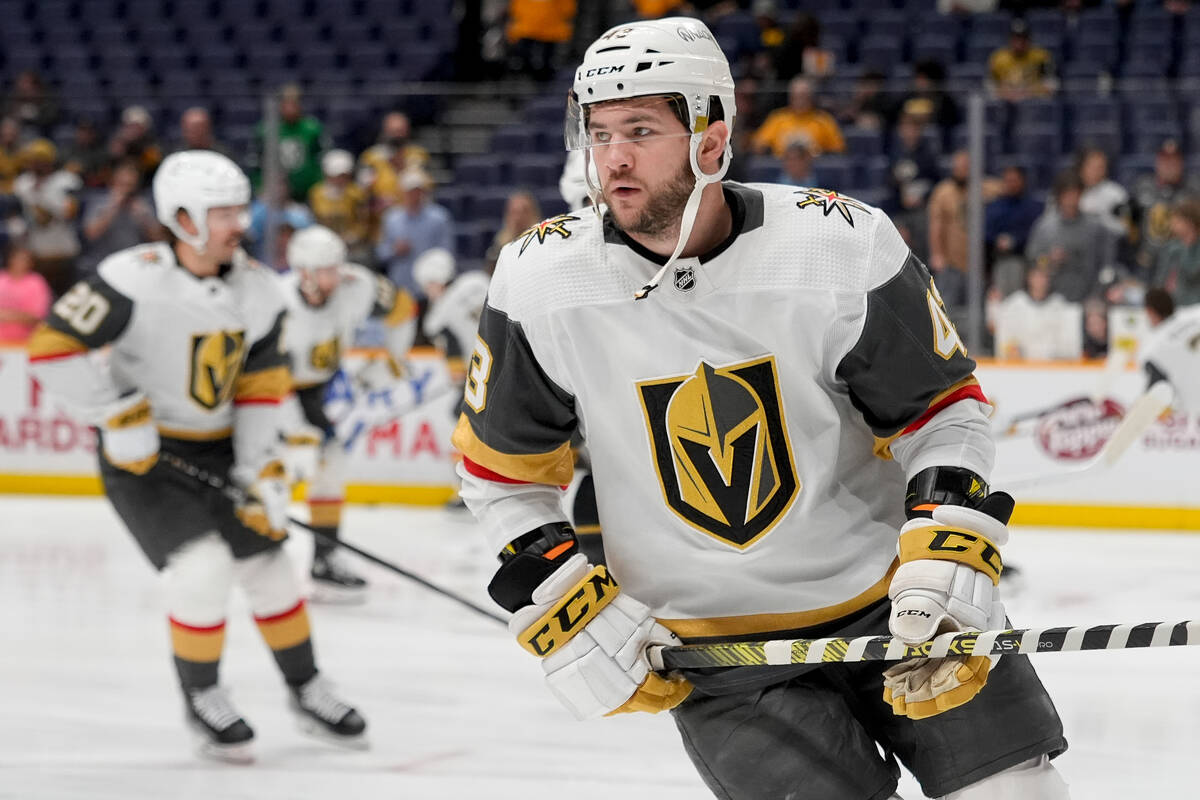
[188,330,247,410]
[637,355,800,549]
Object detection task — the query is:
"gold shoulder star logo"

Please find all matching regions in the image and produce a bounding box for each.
[518,214,581,256]
[793,188,871,228]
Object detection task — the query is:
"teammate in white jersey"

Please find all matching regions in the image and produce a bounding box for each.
[28,152,366,761]
[1140,288,1200,413]
[279,224,419,599]
[453,20,1068,800]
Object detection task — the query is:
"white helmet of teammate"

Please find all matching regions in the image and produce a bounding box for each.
[287,224,347,272]
[413,247,456,291]
[153,150,251,252]
[568,18,735,297]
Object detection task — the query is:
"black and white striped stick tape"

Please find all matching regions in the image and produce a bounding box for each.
[649,621,1200,670]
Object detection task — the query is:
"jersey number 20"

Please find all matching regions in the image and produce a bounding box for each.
[53,283,111,336]
[464,336,492,413]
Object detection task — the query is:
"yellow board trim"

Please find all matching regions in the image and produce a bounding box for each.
[451,414,575,486]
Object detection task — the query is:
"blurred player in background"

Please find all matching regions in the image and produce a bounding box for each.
[454,19,1069,800]
[26,152,366,761]
[280,223,429,601]
[1140,288,1200,414]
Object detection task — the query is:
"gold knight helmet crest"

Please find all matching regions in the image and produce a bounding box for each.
[638,355,799,549]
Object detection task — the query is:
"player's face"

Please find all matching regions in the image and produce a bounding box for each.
[587,97,695,237]
[204,205,249,262]
[307,265,340,299]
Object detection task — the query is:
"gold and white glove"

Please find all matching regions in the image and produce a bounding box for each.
[282,424,324,485]
[98,392,159,474]
[883,493,1012,720]
[233,460,290,541]
[509,553,692,720]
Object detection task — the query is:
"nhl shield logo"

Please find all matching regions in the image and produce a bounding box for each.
[636,355,800,549]
[673,265,695,292]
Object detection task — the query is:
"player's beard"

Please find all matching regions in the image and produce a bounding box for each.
[606,160,695,238]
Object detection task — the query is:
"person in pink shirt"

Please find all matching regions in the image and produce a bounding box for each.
[0,246,52,342]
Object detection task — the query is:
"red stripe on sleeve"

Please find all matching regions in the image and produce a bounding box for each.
[900,384,989,437]
[462,456,531,485]
[233,397,285,406]
[28,351,85,364]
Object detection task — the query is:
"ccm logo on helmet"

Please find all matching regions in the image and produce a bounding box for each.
[582,65,625,78]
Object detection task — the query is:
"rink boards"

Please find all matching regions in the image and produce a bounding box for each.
[0,346,1196,528]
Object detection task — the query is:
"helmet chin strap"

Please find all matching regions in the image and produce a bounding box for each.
[633,132,730,300]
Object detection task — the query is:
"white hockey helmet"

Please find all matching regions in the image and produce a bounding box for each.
[287,224,347,272]
[413,247,456,290]
[321,148,354,177]
[567,18,736,298]
[153,150,251,252]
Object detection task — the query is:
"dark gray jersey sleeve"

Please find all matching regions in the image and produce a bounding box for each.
[452,301,578,486]
[835,252,982,441]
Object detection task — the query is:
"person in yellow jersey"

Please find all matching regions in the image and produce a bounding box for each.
[308,149,370,262]
[454,18,1069,800]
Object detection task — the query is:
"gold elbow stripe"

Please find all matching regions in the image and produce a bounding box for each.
[898,524,1003,585]
[157,425,233,441]
[872,376,982,460]
[170,619,226,663]
[517,565,619,657]
[234,366,291,402]
[658,560,898,640]
[27,325,88,361]
[106,453,159,475]
[105,397,152,429]
[451,415,575,486]
[384,289,418,326]
[255,602,311,651]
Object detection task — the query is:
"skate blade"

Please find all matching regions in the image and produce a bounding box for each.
[293,713,370,751]
[194,736,256,764]
[309,583,369,605]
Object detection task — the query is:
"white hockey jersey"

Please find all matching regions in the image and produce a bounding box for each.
[422,270,489,366]
[29,243,291,471]
[454,183,994,640]
[278,263,416,390]
[1139,304,1200,413]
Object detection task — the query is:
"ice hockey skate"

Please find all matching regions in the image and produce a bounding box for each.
[310,550,369,605]
[184,685,255,764]
[289,674,368,749]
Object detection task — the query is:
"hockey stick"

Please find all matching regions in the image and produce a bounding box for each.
[649,620,1200,670]
[998,380,1174,491]
[159,452,508,625]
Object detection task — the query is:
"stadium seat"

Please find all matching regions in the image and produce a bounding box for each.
[844,127,884,157]
[454,155,505,187]
[511,154,564,189]
[813,156,854,190]
[745,155,781,184]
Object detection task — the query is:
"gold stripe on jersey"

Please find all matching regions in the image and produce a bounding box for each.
[452,414,575,486]
[872,376,982,459]
[104,396,151,429]
[657,559,897,640]
[384,287,417,327]
[234,365,291,402]
[157,425,233,441]
[27,325,88,360]
[170,620,226,663]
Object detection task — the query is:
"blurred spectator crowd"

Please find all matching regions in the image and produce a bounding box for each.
[0,0,1197,365]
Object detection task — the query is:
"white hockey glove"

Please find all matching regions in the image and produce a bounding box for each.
[98,392,160,475]
[508,553,692,720]
[883,493,1012,720]
[281,423,324,485]
[232,461,290,541]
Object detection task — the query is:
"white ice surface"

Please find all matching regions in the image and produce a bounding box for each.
[4,496,1199,799]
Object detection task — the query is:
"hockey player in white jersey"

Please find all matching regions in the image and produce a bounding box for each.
[453,19,1069,800]
[280,224,420,600]
[413,247,489,380]
[1140,288,1200,414]
[28,152,366,761]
